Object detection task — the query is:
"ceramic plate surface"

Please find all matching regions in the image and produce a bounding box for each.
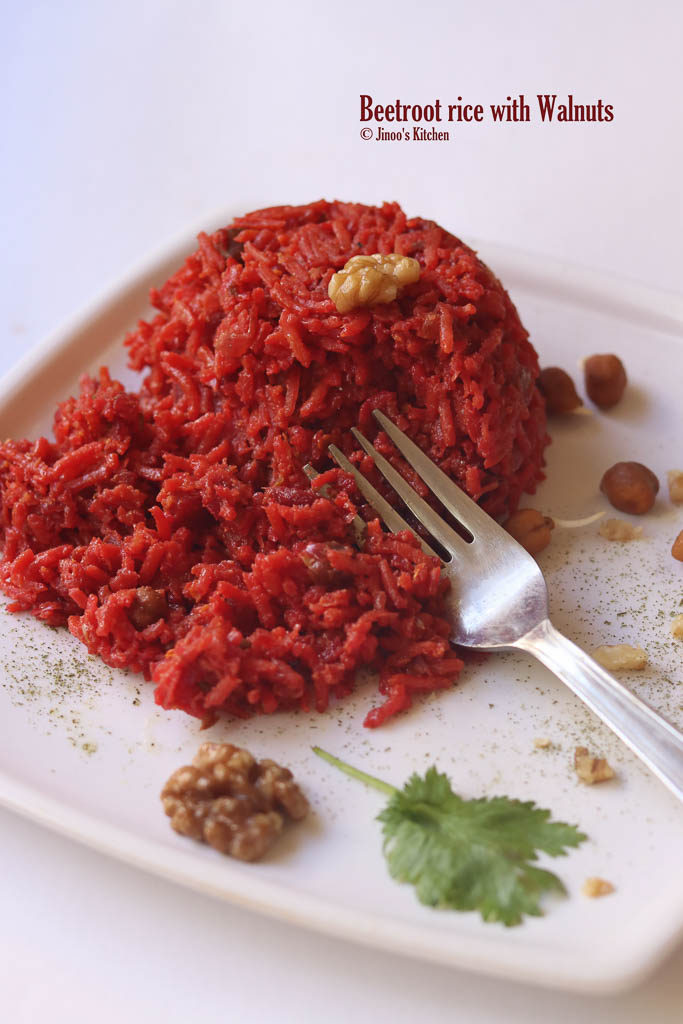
[1,216,682,993]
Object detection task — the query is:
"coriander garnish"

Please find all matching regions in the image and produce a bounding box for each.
[313,747,586,926]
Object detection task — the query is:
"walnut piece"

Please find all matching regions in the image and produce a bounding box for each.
[592,644,648,670]
[161,742,309,861]
[667,470,683,504]
[582,877,615,898]
[574,746,615,785]
[328,253,420,313]
[598,518,643,542]
[504,508,554,555]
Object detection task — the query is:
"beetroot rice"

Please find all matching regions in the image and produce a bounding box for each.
[0,201,547,727]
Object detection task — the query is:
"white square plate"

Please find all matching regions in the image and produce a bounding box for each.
[1,216,682,993]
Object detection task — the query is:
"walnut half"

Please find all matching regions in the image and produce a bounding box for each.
[328,253,420,313]
[161,742,309,861]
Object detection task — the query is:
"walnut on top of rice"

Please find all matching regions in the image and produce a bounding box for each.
[328,253,420,313]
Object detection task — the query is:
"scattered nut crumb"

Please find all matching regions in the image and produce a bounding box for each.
[584,353,627,408]
[582,877,615,898]
[670,614,683,639]
[534,737,552,749]
[598,518,643,542]
[592,644,648,670]
[672,530,683,562]
[328,253,420,313]
[538,367,583,415]
[505,508,555,555]
[667,470,683,504]
[600,462,659,515]
[574,746,615,784]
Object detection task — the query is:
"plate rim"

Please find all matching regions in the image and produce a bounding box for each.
[0,212,681,994]
[0,768,679,995]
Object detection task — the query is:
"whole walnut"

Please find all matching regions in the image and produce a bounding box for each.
[161,743,309,861]
[328,253,420,313]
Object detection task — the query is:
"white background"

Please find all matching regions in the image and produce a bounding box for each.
[1,1,682,1021]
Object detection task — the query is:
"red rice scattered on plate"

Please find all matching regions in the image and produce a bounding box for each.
[0,201,547,727]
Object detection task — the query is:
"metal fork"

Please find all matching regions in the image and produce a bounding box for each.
[329,409,683,803]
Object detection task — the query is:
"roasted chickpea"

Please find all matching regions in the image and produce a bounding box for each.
[129,587,169,629]
[584,354,627,409]
[538,367,583,415]
[672,530,683,562]
[600,462,659,515]
[505,509,554,555]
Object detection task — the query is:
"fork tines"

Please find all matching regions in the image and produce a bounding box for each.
[327,444,437,557]
[329,411,493,561]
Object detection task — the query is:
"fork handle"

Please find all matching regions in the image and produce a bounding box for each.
[515,619,683,803]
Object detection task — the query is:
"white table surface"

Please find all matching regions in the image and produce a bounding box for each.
[1,2,682,1020]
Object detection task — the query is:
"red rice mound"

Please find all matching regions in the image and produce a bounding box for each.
[0,201,547,727]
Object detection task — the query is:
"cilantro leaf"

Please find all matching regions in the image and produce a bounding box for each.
[313,749,587,927]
